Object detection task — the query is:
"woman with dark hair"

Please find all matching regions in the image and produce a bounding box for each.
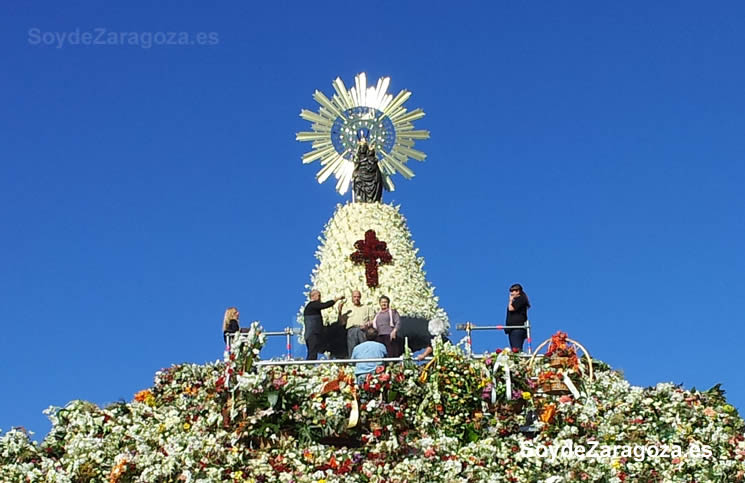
[505,284,530,351]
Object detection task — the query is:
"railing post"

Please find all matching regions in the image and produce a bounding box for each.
[465,322,473,356]
[284,327,293,360]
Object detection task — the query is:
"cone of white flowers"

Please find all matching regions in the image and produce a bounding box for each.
[297,202,448,330]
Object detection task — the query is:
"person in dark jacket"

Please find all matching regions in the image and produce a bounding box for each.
[303,290,344,360]
[222,307,240,346]
[505,283,531,351]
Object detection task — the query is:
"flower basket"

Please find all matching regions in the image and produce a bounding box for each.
[541,380,570,396]
[528,332,595,384]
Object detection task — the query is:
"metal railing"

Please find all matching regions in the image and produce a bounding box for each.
[255,356,406,366]
[227,320,535,365]
[456,321,532,355]
[226,327,301,359]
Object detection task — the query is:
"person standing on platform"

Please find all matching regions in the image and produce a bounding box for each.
[338,290,374,357]
[371,295,402,357]
[505,283,531,351]
[222,307,240,346]
[303,290,344,360]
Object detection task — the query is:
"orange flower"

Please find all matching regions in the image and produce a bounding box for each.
[134,389,156,407]
[134,390,151,402]
[538,371,561,384]
[545,331,578,359]
[540,404,557,424]
[303,449,313,462]
[183,386,199,396]
[108,458,129,483]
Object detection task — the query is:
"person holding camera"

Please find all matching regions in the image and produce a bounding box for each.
[505,283,531,351]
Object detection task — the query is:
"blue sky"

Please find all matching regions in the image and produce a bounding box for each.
[2,2,744,439]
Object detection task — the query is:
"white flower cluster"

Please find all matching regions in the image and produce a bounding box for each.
[298,202,448,330]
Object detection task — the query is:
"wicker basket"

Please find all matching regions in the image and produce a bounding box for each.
[541,380,570,396]
[528,336,594,383]
[548,356,572,369]
[495,400,525,415]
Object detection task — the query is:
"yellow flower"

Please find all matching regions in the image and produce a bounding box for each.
[611,459,621,469]
[183,423,191,430]
[522,392,532,400]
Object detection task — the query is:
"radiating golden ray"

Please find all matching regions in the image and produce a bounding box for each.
[297,73,429,195]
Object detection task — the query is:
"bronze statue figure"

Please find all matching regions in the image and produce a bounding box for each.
[352,140,384,202]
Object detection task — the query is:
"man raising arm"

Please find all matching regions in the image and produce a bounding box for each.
[303,289,344,360]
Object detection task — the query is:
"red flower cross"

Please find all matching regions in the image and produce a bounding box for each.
[349,229,393,288]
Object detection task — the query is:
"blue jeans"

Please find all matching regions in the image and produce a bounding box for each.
[508,329,527,352]
[347,327,367,357]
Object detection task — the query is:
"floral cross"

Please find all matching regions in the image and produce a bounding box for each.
[349,229,393,288]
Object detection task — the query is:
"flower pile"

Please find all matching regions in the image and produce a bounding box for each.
[2,329,744,482]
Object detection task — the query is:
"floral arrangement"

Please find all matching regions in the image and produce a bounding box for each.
[482,347,536,414]
[349,229,393,288]
[538,370,564,385]
[298,202,447,328]
[545,331,574,358]
[544,331,580,372]
[2,329,744,482]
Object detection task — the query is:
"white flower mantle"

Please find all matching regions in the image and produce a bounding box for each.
[297,202,447,329]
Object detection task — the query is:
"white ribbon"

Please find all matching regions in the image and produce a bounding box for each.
[491,350,513,403]
[562,372,581,399]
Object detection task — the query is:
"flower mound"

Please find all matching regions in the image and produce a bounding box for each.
[2,329,744,482]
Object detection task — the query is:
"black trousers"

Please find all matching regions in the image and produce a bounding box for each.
[305,315,324,360]
[305,333,323,360]
[305,325,348,359]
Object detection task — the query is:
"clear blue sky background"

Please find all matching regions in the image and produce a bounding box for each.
[2,2,744,439]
